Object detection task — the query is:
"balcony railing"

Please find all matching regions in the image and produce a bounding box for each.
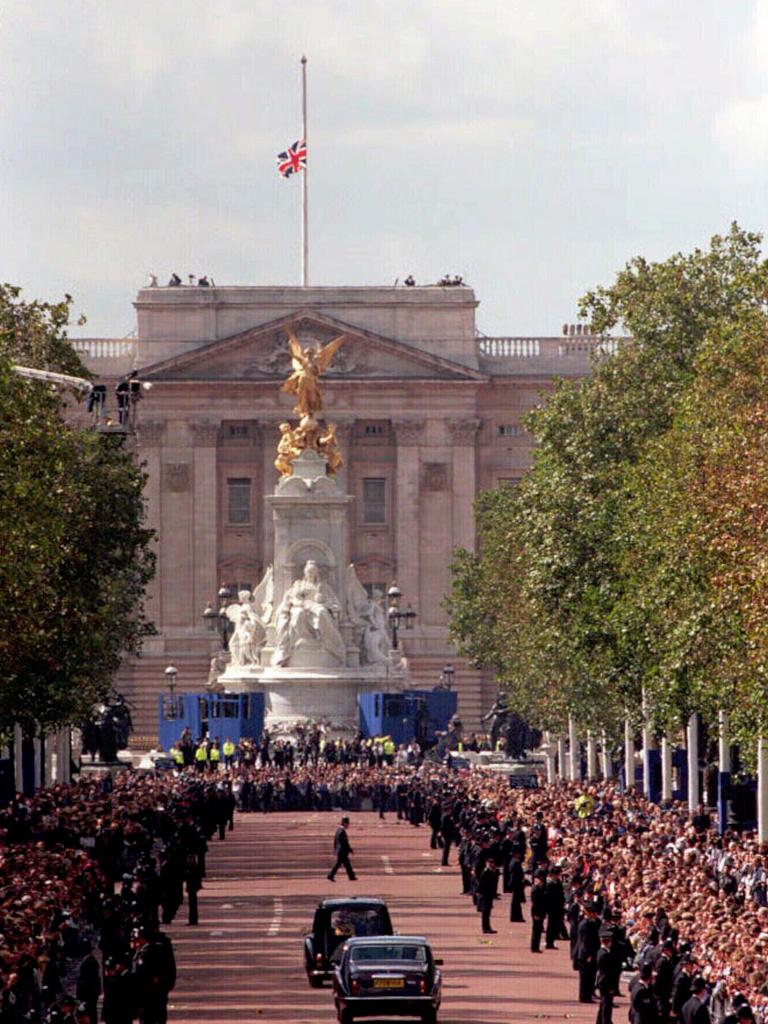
[477,335,624,374]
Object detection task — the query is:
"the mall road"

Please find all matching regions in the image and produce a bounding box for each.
[165,809,610,1024]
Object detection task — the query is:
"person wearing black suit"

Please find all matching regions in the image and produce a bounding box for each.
[575,903,601,1002]
[681,978,710,1024]
[630,963,659,1024]
[654,940,677,1022]
[671,956,697,1022]
[440,805,456,865]
[530,870,548,952]
[328,816,357,881]
[508,850,527,922]
[595,928,615,1024]
[478,858,500,934]
[544,865,566,948]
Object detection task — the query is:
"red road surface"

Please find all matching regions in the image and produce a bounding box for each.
[165,810,605,1023]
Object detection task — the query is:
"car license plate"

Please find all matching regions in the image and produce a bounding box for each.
[373,977,404,988]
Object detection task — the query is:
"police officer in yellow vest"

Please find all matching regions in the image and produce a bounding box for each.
[209,739,221,771]
[194,742,208,772]
[222,738,236,768]
[383,736,396,764]
[170,744,184,767]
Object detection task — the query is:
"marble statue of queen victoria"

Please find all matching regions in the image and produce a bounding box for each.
[272,560,346,667]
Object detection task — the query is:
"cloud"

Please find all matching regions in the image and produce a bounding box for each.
[714,94,768,167]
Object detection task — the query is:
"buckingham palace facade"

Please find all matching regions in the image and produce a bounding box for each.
[75,283,604,741]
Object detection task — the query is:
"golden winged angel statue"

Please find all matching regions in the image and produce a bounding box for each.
[280,327,346,418]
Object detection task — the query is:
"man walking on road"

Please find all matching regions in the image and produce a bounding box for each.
[328,816,357,881]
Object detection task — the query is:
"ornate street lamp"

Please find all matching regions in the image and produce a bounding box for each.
[387,582,417,650]
[202,585,233,650]
[441,664,455,691]
[164,664,178,696]
[163,664,181,720]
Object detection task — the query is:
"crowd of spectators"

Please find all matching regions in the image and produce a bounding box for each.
[4,733,768,1023]
[0,772,234,1023]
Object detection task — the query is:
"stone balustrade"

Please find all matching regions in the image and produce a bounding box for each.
[477,335,625,375]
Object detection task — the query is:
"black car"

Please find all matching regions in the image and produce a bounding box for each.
[333,935,443,1023]
[304,897,394,987]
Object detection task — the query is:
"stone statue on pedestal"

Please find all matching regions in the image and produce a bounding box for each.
[225,568,274,667]
[272,559,345,667]
[346,564,390,667]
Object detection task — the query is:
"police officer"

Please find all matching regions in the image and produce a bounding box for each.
[575,900,601,1002]
[222,737,236,768]
[507,847,527,923]
[681,978,710,1024]
[631,963,659,1024]
[478,857,500,934]
[544,864,566,949]
[530,869,548,952]
[595,926,615,1024]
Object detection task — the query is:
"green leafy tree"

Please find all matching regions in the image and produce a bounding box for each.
[0,285,155,738]
[448,226,768,742]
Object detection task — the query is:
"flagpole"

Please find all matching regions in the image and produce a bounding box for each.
[301,55,308,287]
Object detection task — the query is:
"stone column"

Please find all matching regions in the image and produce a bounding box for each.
[55,729,71,784]
[190,420,220,629]
[641,690,656,800]
[393,419,425,611]
[543,731,556,784]
[601,731,613,780]
[687,714,700,811]
[661,734,673,802]
[13,724,23,793]
[260,419,279,562]
[624,720,635,791]
[717,710,731,835]
[557,734,567,779]
[758,737,768,844]
[586,731,598,780]
[33,736,42,790]
[333,418,356,495]
[447,418,480,551]
[568,715,579,782]
[136,419,165,625]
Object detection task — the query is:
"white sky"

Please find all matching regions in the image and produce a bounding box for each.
[1,1,767,337]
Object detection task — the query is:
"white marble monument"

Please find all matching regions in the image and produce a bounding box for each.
[218,448,405,730]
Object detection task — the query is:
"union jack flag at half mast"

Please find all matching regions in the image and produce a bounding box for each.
[277,139,307,178]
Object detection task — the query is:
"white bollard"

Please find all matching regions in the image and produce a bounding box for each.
[687,714,700,811]
[33,736,43,791]
[557,734,567,779]
[661,734,673,802]
[586,731,598,780]
[600,731,613,779]
[568,715,579,782]
[641,691,656,800]
[718,711,730,834]
[758,737,768,844]
[624,720,635,791]
[543,731,556,784]
[13,724,23,794]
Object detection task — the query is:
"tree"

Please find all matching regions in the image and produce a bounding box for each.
[0,285,155,738]
[448,226,768,740]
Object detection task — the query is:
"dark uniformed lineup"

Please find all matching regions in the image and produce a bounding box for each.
[335,774,732,1024]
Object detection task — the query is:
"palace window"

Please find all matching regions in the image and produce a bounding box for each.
[356,420,391,444]
[363,582,387,600]
[362,477,387,524]
[227,478,252,525]
[227,424,249,438]
[497,424,523,438]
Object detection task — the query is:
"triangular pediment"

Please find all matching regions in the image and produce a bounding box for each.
[140,310,487,383]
